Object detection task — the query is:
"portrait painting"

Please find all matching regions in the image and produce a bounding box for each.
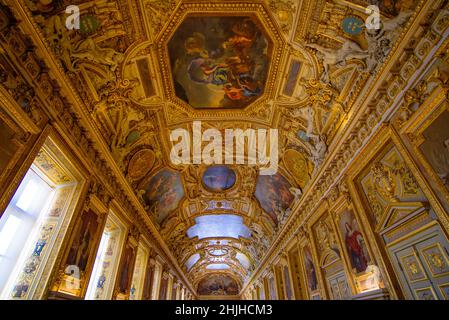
[142,168,185,224]
[202,165,236,192]
[135,57,155,98]
[168,15,271,109]
[142,264,154,300]
[303,246,318,292]
[197,274,239,296]
[339,209,371,273]
[117,243,136,295]
[65,209,99,272]
[419,110,449,192]
[255,173,294,225]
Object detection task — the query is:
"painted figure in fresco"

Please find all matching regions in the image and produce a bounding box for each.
[169,16,269,108]
[420,111,449,190]
[198,275,239,295]
[66,211,97,272]
[255,174,294,225]
[119,247,134,293]
[75,224,91,269]
[33,239,46,256]
[97,274,106,289]
[344,222,368,273]
[12,283,29,298]
[143,169,184,224]
[202,166,236,192]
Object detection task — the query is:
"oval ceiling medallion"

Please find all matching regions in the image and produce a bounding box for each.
[127,149,155,180]
[202,165,236,192]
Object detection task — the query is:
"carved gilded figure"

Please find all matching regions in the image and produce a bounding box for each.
[371,162,398,202]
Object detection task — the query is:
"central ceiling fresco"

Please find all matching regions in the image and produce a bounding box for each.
[168,15,271,109]
[23,0,418,296]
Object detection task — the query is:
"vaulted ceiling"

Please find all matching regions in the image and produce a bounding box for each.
[18,0,417,295]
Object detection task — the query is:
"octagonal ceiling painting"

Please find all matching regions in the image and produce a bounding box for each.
[168,15,272,109]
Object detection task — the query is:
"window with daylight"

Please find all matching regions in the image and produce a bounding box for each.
[0,167,55,294]
[129,241,150,300]
[85,212,126,300]
[0,136,82,300]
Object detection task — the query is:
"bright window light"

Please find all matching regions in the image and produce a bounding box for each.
[186,215,251,239]
[0,216,21,256]
[206,263,230,270]
[0,166,55,296]
[85,232,110,300]
[16,180,39,212]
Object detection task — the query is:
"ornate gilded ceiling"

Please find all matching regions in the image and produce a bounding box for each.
[17,0,418,296]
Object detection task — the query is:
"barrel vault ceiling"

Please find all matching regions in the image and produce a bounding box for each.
[6,0,421,296]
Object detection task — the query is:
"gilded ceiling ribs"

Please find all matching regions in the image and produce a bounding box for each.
[1,0,440,296]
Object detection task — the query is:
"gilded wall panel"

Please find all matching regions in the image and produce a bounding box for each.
[357,144,426,228]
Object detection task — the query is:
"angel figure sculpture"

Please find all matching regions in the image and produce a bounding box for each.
[308,133,328,169]
[71,38,124,76]
[291,106,315,136]
[307,36,369,83]
[365,10,413,71]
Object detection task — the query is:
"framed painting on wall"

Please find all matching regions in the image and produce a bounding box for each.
[114,232,138,300]
[417,109,449,193]
[302,245,318,294]
[337,209,372,274]
[51,196,107,298]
